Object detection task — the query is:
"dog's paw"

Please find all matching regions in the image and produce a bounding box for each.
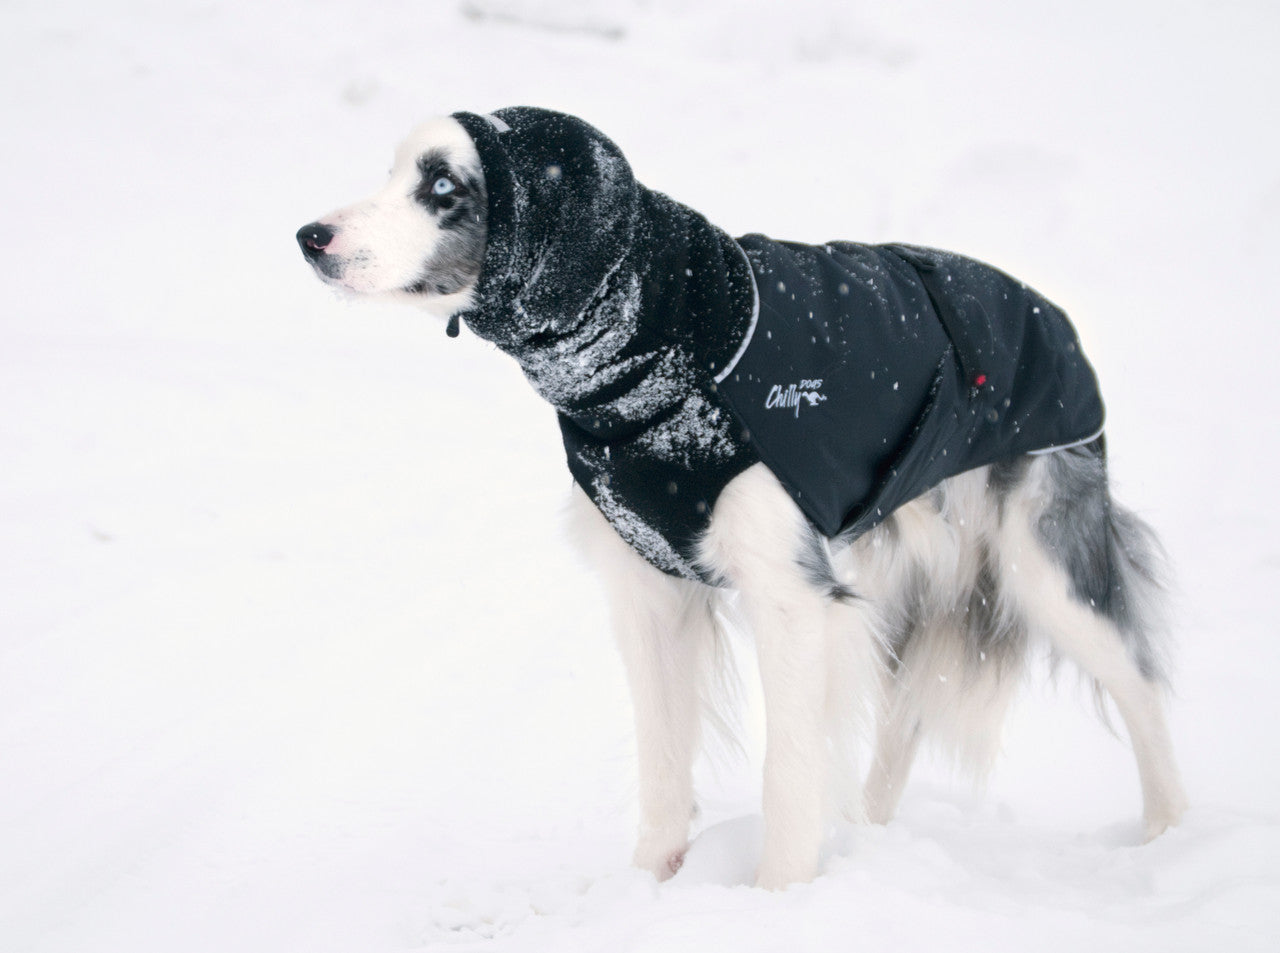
[754,864,814,892]
[754,851,819,891]
[1143,798,1189,843]
[1141,775,1190,843]
[633,837,688,882]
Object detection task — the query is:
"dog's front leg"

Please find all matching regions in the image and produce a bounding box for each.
[572,489,707,880]
[743,580,831,889]
[612,578,712,881]
[705,467,833,889]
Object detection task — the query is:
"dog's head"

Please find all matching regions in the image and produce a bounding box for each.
[296,117,487,320]
[299,108,650,353]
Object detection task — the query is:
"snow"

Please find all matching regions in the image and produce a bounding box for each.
[2,0,1279,950]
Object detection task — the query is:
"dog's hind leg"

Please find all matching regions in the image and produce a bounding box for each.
[571,488,710,880]
[864,661,922,825]
[824,597,883,826]
[998,448,1188,841]
[1009,563,1187,839]
[704,465,876,888]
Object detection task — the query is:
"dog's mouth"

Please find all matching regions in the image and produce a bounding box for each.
[310,257,345,284]
[404,277,458,296]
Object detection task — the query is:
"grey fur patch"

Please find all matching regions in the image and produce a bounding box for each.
[796,523,858,602]
[986,455,1031,510]
[964,545,1027,665]
[406,156,488,296]
[880,560,928,675]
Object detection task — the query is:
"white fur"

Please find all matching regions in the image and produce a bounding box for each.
[312,117,480,317]
[574,460,1186,888]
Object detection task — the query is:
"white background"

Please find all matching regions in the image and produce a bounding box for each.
[2,1,1278,950]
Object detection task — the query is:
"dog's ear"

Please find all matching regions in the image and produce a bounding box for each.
[507,116,640,336]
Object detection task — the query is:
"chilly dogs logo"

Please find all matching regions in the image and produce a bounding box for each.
[765,379,827,418]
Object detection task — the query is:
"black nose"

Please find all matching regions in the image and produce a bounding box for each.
[296,222,334,260]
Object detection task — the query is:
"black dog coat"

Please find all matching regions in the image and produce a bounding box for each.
[451,108,1104,581]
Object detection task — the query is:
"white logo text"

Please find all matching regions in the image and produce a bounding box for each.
[765,379,827,418]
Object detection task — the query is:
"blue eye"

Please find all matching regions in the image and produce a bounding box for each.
[432,176,456,195]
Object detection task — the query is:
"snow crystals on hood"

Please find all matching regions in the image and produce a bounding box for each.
[588,469,693,578]
[634,388,739,468]
[514,270,646,413]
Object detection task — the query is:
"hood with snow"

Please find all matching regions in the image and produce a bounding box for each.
[450,107,1105,581]
[450,107,761,579]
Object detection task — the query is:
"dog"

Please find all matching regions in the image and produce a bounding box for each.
[297,108,1188,890]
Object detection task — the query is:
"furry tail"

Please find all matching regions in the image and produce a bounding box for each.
[1038,438,1172,685]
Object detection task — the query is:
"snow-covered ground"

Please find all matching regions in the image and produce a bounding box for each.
[3,1,1279,950]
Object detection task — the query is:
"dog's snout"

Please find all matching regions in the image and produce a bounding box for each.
[296,222,335,260]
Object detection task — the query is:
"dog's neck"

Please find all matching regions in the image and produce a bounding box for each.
[480,209,754,439]
[504,267,689,437]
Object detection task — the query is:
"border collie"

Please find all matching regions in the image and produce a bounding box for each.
[297,110,1187,890]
